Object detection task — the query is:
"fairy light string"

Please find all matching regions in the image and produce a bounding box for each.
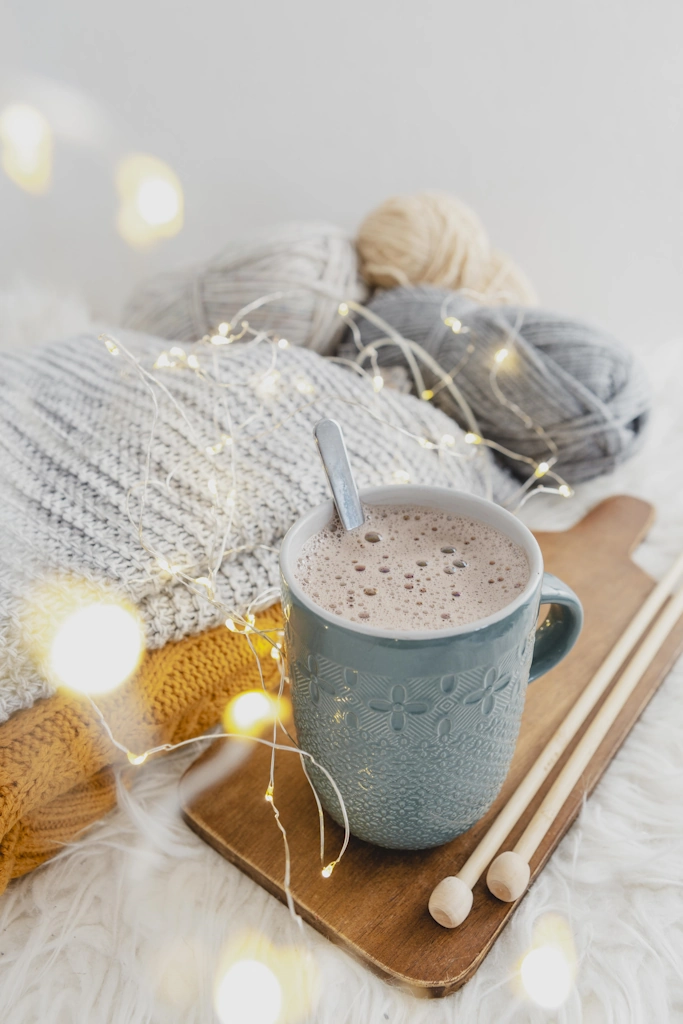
[87,690,349,919]
[89,282,574,916]
[336,296,574,508]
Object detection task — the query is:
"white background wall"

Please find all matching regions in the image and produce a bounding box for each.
[1,0,682,347]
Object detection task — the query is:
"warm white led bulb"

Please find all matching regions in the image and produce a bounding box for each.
[391,470,411,484]
[50,602,144,695]
[295,378,315,395]
[1,104,46,155]
[116,153,183,249]
[256,371,280,398]
[136,178,179,226]
[214,959,282,1024]
[0,103,52,193]
[521,945,573,1009]
[222,688,289,736]
[230,691,273,730]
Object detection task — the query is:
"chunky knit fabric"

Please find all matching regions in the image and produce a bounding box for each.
[0,606,283,892]
[0,331,512,722]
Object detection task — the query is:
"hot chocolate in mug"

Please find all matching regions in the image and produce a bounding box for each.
[279,486,583,849]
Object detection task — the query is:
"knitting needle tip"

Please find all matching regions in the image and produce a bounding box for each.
[486,851,531,902]
[428,876,473,928]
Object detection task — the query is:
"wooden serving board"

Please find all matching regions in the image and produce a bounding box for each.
[181,497,683,997]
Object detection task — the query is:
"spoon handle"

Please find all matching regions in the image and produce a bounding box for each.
[314,419,365,532]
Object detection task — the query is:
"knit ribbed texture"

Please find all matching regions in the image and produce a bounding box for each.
[0,606,282,892]
[0,330,512,723]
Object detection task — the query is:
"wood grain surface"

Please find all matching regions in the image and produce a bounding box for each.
[180,497,683,997]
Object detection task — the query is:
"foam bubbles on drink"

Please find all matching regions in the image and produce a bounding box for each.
[295,504,530,630]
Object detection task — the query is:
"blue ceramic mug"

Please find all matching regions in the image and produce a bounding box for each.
[279,486,582,850]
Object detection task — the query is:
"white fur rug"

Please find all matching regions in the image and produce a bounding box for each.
[1,288,682,1023]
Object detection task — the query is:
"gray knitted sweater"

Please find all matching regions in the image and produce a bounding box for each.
[0,332,512,722]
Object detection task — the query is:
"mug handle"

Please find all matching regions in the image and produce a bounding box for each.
[528,572,583,683]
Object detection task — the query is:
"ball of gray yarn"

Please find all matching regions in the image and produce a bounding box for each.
[339,286,650,483]
[123,222,366,354]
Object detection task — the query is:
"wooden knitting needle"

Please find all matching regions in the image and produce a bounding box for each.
[486,582,683,902]
[428,549,683,928]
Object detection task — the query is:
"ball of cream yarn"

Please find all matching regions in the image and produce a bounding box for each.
[123,222,366,354]
[357,192,537,306]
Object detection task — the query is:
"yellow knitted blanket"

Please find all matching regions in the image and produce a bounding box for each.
[0,606,282,893]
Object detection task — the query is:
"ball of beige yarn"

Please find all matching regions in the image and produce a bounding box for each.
[356,192,537,306]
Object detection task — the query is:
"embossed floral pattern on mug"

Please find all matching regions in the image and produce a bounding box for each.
[306,654,337,704]
[461,667,511,715]
[290,650,528,847]
[368,684,429,732]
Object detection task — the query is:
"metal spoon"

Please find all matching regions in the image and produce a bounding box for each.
[314,419,365,532]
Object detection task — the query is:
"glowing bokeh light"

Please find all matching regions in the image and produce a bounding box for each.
[50,601,144,694]
[223,689,288,736]
[391,469,411,484]
[0,103,52,193]
[255,371,281,399]
[136,176,180,226]
[214,932,319,1024]
[521,945,573,1009]
[116,153,183,249]
[231,691,272,730]
[214,958,282,1024]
